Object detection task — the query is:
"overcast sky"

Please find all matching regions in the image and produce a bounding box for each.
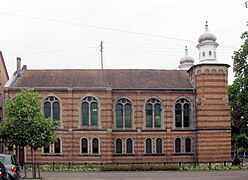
[0,0,247,83]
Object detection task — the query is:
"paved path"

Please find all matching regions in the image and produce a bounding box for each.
[24,170,248,180]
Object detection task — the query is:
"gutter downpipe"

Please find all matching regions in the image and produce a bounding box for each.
[192,78,198,164]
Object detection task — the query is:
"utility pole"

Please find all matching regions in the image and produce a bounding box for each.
[100,41,103,70]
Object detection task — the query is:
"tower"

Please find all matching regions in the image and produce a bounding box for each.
[188,22,231,162]
[178,46,194,70]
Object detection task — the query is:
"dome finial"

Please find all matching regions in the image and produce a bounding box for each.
[185,46,188,54]
[205,21,209,32]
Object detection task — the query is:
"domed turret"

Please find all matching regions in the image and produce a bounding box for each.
[178,46,194,70]
[198,22,217,43]
[196,21,218,63]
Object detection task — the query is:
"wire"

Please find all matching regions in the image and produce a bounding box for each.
[0,11,210,45]
[4,46,97,57]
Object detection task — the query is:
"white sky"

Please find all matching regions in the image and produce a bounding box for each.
[0,0,247,84]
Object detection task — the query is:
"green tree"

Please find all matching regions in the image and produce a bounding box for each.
[0,88,57,178]
[228,31,248,155]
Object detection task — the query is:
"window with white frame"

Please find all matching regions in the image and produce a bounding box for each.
[185,137,192,153]
[82,96,98,127]
[80,137,100,155]
[145,98,162,128]
[175,98,191,128]
[44,96,60,125]
[126,138,133,154]
[174,137,193,154]
[81,138,88,154]
[115,138,134,154]
[145,138,163,154]
[43,138,61,154]
[175,138,181,153]
[115,98,132,129]
[115,138,122,154]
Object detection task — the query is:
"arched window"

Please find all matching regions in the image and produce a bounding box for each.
[92,138,99,154]
[44,142,50,153]
[209,51,212,56]
[54,138,61,154]
[145,98,162,128]
[156,138,163,154]
[175,98,191,128]
[175,138,181,153]
[185,138,191,153]
[115,138,122,154]
[116,98,132,128]
[145,138,152,154]
[81,138,88,154]
[126,138,133,154]
[44,96,60,124]
[82,96,98,126]
[202,51,205,57]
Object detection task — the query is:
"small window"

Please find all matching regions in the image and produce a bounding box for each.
[202,52,205,57]
[156,138,163,154]
[185,138,191,153]
[209,51,212,56]
[81,138,88,154]
[145,138,152,154]
[126,138,133,154]
[54,138,61,154]
[116,138,122,154]
[175,138,181,153]
[92,138,99,154]
[44,142,50,153]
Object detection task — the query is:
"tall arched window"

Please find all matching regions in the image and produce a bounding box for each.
[92,138,99,154]
[175,138,181,153]
[175,98,191,128]
[115,138,122,154]
[126,138,133,154]
[156,138,163,154]
[185,138,191,153]
[115,98,132,128]
[82,96,98,126]
[54,138,61,154]
[44,96,60,124]
[145,98,162,128]
[81,138,88,154]
[145,138,152,154]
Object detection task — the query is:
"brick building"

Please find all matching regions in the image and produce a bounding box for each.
[3,22,231,164]
[0,51,9,153]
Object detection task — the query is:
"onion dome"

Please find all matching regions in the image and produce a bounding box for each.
[178,46,194,70]
[198,21,217,43]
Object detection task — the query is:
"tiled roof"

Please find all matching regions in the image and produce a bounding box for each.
[13,69,193,90]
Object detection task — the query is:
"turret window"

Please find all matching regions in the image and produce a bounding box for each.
[209,51,212,56]
[202,52,205,57]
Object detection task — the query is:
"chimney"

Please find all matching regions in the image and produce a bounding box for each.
[17,57,21,77]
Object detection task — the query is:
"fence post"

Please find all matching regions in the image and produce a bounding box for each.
[24,165,27,179]
[179,162,181,166]
[224,161,226,167]
[53,162,55,171]
[38,164,41,179]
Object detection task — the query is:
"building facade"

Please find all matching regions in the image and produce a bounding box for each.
[3,23,231,164]
[0,51,9,153]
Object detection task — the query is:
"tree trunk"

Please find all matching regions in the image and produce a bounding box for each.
[31,147,36,179]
